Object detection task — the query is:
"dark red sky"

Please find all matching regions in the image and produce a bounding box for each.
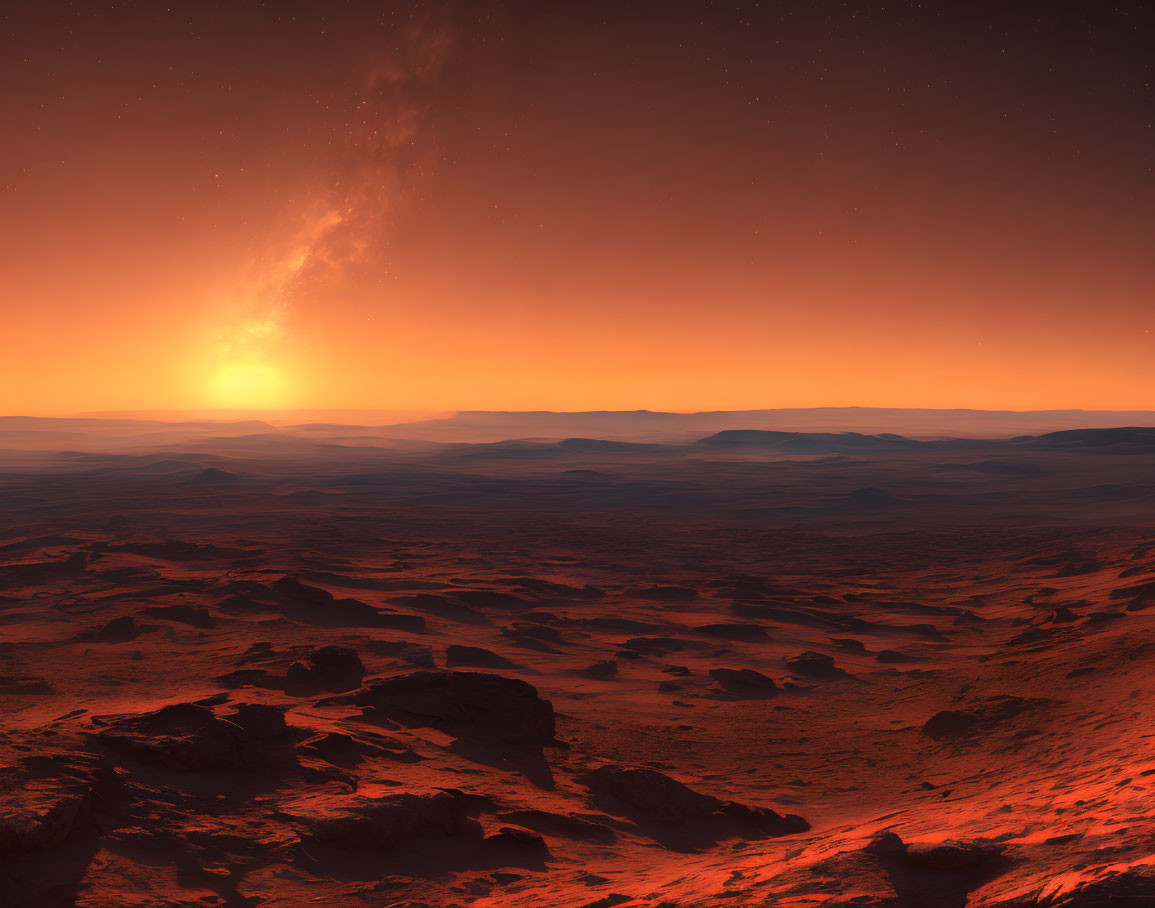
[2,1,1152,414]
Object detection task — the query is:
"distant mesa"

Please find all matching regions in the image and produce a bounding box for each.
[6,411,1155,456]
[356,408,1155,444]
[695,430,921,454]
[1018,427,1155,449]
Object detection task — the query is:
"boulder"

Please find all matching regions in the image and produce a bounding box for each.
[709,667,778,692]
[904,839,1004,871]
[95,700,286,770]
[446,645,515,668]
[0,789,89,853]
[287,644,365,690]
[784,651,843,678]
[579,764,808,834]
[285,787,465,848]
[96,615,142,641]
[352,670,555,742]
[487,825,546,849]
[144,604,216,628]
[96,702,240,770]
[579,765,720,822]
[921,710,979,740]
[365,639,436,668]
[582,660,619,679]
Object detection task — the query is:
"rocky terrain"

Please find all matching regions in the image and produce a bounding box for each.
[3,419,1155,905]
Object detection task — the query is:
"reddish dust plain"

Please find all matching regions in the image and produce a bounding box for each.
[3,420,1155,906]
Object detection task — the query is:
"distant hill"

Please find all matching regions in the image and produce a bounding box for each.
[369,408,1155,444]
[182,467,242,484]
[694,430,923,454]
[2,409,1154,452]
[1018,427,1155,450]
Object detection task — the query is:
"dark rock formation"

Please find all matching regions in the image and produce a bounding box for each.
[144,604,216,628]
[709,667,778,692]
[582,660,619,678]
[785,650,844,678]
[96,702,239,770]
[578,764,808,835]
[285,788,466,848]
[287,644,365,690]
[922,710,980,740]
[446,644,516,668]
[352,670,556,742]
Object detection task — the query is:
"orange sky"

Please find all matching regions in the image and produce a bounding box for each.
[2,1,1152,416]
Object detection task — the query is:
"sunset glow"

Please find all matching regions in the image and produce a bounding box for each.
[209,361,289,410]
[1,2,1151,416]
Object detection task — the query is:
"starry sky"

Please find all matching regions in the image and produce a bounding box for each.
[1,0,1152,415]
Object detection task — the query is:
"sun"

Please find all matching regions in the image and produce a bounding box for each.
[209,361,289,409]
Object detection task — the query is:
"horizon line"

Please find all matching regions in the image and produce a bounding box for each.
[3,403,1155,423]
